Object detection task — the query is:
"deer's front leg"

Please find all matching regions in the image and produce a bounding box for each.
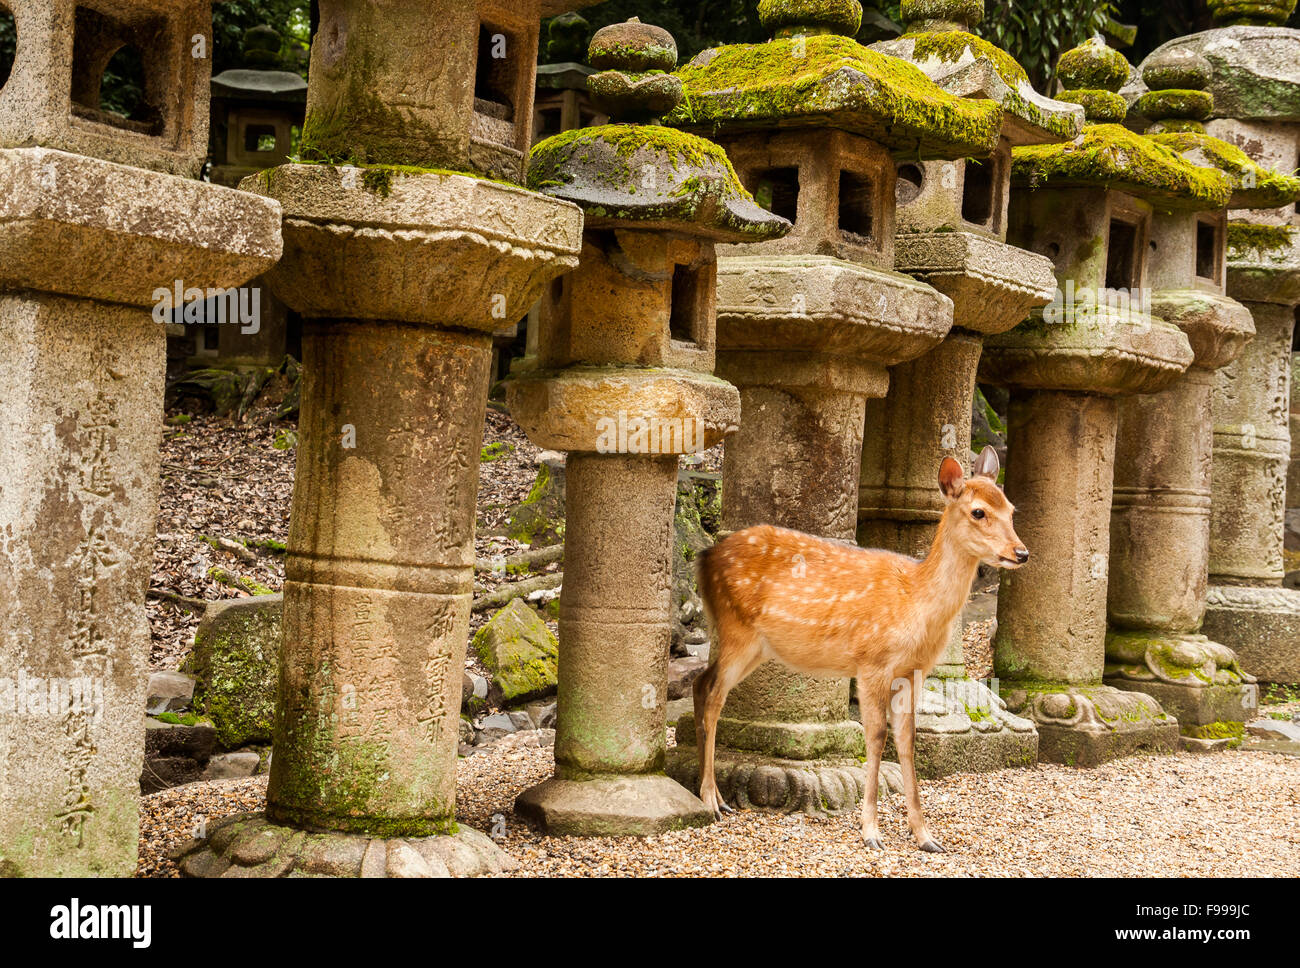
[891,691,944,853]
[857,677,889,850]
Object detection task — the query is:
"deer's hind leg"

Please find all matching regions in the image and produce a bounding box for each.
[694,612,764,819]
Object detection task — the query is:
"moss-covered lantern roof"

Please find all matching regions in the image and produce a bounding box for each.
[1130,47,1300,209]
[869,0,1084,145]
[664,0,1004,159]
[528,20,791,243]
[1012,39,1234,210]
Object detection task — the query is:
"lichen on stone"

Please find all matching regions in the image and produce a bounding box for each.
[1150,131,1300,209]
[669,34,1002,158]
[1012,123,1233,208]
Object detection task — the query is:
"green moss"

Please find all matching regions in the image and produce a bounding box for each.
[480,441,515,463]
[668,34,1002,158]
[904,30,1027,85]
[1012,123,1232,209]
[1208,0,1296,26]
[505,460,565,546]
[1057,39,1129,93]
[1055,89,1128,123]
[1132,89,1213,122]
[901,0,984,26]
[471,599,559,705]
[758,0,865,35]
[1183,720,1245,746]
[1152,132,1300,209]
[154,711,209,727]
[206,567,275,597]
[1227,221,1296,253]
[183,598,280,749]
[269,737,458,837]
[531,123,747,194]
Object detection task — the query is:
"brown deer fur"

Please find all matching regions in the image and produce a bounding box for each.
[692,447,1027,851]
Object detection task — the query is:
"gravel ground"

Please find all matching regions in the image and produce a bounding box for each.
[139,744,1300,878]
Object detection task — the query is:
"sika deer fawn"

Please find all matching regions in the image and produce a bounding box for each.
[692,446,1028,852]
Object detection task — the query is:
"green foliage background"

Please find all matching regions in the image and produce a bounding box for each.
[2,1,1298,120]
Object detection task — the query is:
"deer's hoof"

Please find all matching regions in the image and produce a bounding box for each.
[919,839,946,854]
[862,835,885,851]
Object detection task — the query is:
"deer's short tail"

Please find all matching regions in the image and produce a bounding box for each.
[695,542,721,632]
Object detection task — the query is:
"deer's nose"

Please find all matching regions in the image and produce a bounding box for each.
[1015,547,1030,564]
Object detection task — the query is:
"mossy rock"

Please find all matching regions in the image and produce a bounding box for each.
[759,0,865,36]
[1057,38,1130,93]
[505,458,566,546]
[183,595,282,749]
[1208,0,1296,26]
[1141,49,1212,91]
[1056,89,1128,123]
[669,34,1003,159]
[1131,89,1213,122]
[1012,123,1232,209]
[471,599,559,705]
[167,368,254,418]
[901,0,983,28]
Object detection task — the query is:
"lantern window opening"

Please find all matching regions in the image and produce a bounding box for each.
[669,262,705,347]
[70,4,167,137]
[475,21,519,123]
[748,167,800,224]
[1104,215,1141,293]
[1195,217,1221,284]
[895,163,924,207]
[244,123,279,154]
[0,3,14,94]
[961,157,995,227]
[838,170,875,243]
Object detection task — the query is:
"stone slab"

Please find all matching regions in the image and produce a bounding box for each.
[0,147,282,306]
[242,164,581,329]
[515,774,712,836]
[1203,584,1300,684]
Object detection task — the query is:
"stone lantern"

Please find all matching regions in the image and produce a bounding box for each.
[662,0,1009,814]
[507,19,790,836]
[1101,49,1300,742]
[1139,1,1300,685]
[190,25,307,369]
[1292,353,1300,512]
[209,25,306,188]
[174,0,588,878]
[0,0,282,876]
[979,38,1222,766]
[509,11,608,381]
[859,0,1085,775]
[534,12,604,142]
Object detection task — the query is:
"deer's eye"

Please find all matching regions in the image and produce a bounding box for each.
[972,508,986,520]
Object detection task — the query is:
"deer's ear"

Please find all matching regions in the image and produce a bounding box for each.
[973,445,1000,481]
[938,457,965,499]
